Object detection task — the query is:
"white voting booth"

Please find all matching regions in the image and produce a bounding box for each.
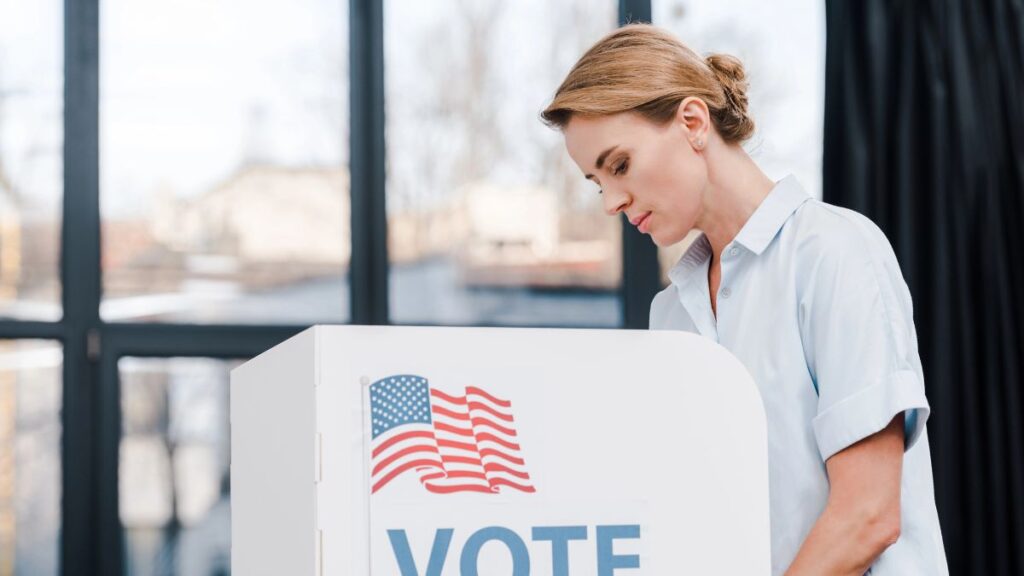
[231,325,770,575]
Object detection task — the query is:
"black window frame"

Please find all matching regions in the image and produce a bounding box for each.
[0,0,657,574]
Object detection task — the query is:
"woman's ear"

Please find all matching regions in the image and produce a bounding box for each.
[676,97,711,149]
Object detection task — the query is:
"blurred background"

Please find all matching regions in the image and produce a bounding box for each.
[0,0,1019,574]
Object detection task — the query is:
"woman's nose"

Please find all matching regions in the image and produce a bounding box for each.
[602,186,631,216]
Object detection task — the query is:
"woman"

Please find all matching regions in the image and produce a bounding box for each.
[542,24,947,575]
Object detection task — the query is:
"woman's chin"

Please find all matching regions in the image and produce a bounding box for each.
[649,229,686,248]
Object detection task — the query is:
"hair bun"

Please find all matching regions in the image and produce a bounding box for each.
[704,53,755,142]
[540,24,756,145]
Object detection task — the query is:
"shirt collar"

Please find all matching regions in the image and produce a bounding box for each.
[667,174,811,287]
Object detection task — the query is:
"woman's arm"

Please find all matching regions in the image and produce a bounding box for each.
[785,412,905,575]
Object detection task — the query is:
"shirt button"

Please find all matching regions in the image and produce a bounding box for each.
[721,287,732,298]
[728,247,740,258]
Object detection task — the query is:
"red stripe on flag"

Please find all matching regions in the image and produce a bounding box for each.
[434,422,473,436]
[372,430,435,459]
[432,405,471,421]
[437,438,478,453]
[466,387,511,407]
[476,432,521,451]
[479,448,525,466]
[372,444,441,476]
[467,402,515,422]
[423,483,496,494]
[483,462,532,480]
[470,416,517,437]
[372,458,443,493]
[441,455,483,466]
[489,477,537,493]
[430,388,467,405]
[441,470,488,481]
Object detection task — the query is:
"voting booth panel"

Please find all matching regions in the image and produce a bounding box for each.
[231,325,770,574]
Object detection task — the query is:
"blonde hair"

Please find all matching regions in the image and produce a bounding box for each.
[541,23,754,144]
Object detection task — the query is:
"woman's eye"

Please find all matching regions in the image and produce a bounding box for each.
[613,160,629,176]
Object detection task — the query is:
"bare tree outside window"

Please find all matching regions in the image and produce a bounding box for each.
[386,0,622,326]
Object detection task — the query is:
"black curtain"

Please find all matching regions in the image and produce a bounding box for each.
[823,0,1024,574]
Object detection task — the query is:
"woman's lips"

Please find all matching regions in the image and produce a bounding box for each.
[636,212,652,233]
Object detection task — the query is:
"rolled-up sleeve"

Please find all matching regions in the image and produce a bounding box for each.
[799,226,930,463]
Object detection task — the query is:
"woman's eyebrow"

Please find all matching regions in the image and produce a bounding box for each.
[594,145,619,170]
[584,145,619,180]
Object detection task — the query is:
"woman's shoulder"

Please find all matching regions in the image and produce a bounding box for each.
[787,199,914,318]
[786,197,900,269]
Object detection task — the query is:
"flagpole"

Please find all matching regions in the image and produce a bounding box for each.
[361,375,373,573]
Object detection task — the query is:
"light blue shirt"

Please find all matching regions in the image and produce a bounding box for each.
[650,175,948,575]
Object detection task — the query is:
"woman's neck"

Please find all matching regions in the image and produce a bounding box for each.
[695,144,776,263]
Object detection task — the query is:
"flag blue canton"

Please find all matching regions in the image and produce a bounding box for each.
[370,375,432,438]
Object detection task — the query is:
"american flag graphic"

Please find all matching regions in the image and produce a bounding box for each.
[369,374,536,495]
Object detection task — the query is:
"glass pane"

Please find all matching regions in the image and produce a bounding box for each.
[100,0,350,325]
[653,0,826,284]
[0,0,63,321]
[385,0,622,327]
[0,340,62,575]
[119,357,240,576]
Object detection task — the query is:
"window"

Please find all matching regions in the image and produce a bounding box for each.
[385,0,623,326]
[0,340,62,575]
[119,357,239,576]
[0,0,63,321]
[100,0,350,324]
